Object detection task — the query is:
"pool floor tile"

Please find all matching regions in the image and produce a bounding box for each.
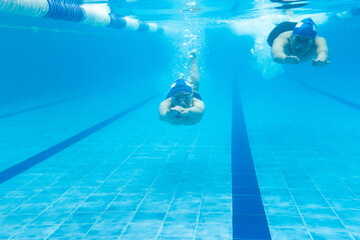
[10,225,59,239]
[309,229,354,240]
[86,222,127,237]
[195,223,232,238]
[158,222,196,237]
[269,227,310,240]
[48,223,94,238]
[266,215,306,228]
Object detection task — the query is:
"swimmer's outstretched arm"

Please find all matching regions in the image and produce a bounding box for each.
[179,99,205,124]
[189,50,200,91]
[159,99,183,125]
[272,37,288,63]
[312,37,330,66]
[159,99,171,121]
[272,37,300,64]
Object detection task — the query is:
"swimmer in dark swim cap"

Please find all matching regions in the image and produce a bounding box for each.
[268,18,330,66]
[159,50,205,125]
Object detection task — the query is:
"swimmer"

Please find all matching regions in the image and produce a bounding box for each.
[159,50,205,125]
[267,18,330,66]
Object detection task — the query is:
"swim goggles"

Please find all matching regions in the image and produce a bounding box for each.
[172,94,193,102]
[291,35,314,45]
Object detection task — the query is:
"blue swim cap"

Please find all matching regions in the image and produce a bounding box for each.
[168,79,193,97]
[292,18,317,39]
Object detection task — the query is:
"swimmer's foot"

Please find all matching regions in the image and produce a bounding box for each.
[189,49,197,60]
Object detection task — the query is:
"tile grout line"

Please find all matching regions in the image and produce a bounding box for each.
[0,132,140,222]
[81,127,171,239]
[192,138,213,240]
[5,102,158,238]
[311,150,360,200]
[118,131,188,240]
[43,128,159,240]
[278,167,315,240]
[305,169,357,240]
[154,131,202,240]
[0,94,160,185]
[7,159,110,239]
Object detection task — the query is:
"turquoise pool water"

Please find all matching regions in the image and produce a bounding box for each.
[1,0,360,239]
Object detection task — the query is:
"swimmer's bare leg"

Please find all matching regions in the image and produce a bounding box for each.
[189,49,200,92]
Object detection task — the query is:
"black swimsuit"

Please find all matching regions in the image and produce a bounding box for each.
[267,21,297,47]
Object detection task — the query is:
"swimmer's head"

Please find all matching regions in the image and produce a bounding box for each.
[168,79,193,108]
[292,18,317,39]
[290,34,315,56]
[172,91,193,108]
[290,18,317,56]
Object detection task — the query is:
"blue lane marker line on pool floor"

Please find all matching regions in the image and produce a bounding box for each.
[0,83,124,120]
[0,93,160,185]
[232,78,271,240]
[289,73,360,111]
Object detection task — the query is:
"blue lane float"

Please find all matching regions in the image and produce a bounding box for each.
[45,0,84,21]
[108,13,126,29]
[0,0,163,33]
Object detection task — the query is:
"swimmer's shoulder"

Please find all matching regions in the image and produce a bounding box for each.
[314,36,327,46]
[277,31,292,41]
[192,97,205,111]
[159,98,172,112]
[273,31,291,50]
[192,97,203,103]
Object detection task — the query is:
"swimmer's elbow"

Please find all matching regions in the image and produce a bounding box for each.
[191,112,204,124]
[272,47,286,63]
[159,111,166,121]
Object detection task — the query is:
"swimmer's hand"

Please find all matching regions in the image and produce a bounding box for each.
[178,108,190,117]
[166,108,180,118]
[311,58,330,66]
[284,55,300,64]
[171,106,189,118]
[170,106,183,117]
[171,106,184,112]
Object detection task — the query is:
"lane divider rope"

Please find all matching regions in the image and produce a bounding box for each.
[0,0,163,32]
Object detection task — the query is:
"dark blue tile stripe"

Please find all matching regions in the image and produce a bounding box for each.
[289,73,360,111]
[0,83,122,119]
[232,78,271,240]
[0,94,159,185]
